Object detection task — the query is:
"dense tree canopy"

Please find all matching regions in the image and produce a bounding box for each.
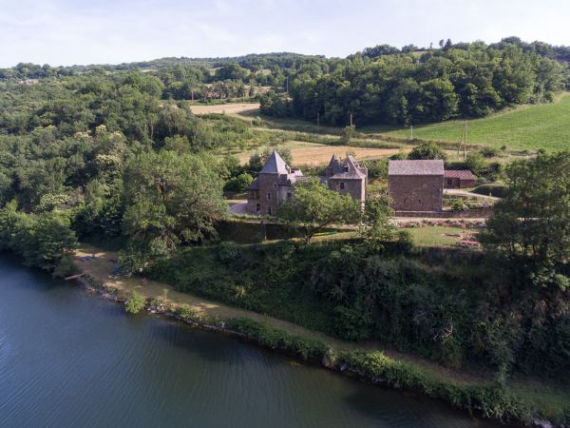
[481,151,570,289]
[122,151,226,264]
[261,39,567,126]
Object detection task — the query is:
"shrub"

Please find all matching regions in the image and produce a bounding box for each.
[396,230,415,253]
[389,152,408,160]
[465,151,487,174]
[125,290,146,314]
[452,198,466,211]
[223,172,254,193]
[408,142,446,160]
[176,304,197,319]
[480,147,499,158]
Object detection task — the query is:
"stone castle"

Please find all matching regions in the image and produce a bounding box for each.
[246,151,367,215]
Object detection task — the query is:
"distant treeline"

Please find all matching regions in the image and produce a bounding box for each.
[261,38,570,126]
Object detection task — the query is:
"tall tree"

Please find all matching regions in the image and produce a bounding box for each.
[480,151,570,289]
[277,178,359,244]
[121,151,226,265]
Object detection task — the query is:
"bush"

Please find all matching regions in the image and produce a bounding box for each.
[389,152,408,160]
[217,241,241,263]
[364,159,388,179]
[408,142,446,160]
[125,290,146,314]
[452,198,466,211]
[223,172,254,193]
[176,304,197,319]
[480,147,499,158]
[396,230,414,253]
[472,183,508,198]
[465,152,487,174]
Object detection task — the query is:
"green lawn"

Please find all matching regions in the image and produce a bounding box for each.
[381,93,570,152]
[406,226,477,248]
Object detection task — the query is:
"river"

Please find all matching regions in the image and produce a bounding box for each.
[0,256,509,428]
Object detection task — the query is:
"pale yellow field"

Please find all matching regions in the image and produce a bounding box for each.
[237,141,408,166]
[190,102,260,115]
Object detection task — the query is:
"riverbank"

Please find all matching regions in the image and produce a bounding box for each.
[72,244,569,427]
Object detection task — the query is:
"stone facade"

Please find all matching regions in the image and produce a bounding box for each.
[323,154,368,209]
[246,151,302,216]
[388,160,444,212]
[246,151,368,215]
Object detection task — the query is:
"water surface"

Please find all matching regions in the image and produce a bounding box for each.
[0,256,508,427]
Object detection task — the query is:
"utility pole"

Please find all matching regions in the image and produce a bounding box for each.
[410,124,414,140]
[462,120,468,160]
[316,112,320,127]
[349,113,353,127]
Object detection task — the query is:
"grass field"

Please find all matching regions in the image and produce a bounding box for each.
[406,226,478,248]
[380,93,570,152]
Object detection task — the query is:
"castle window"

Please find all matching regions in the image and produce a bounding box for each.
[273,183,277,189]
[340,182,345,190]
[267,192,271,200]
[287,191,292,198]
[256,203,260,212]
[267,207,272,215]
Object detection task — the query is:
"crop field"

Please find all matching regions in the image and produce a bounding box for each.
[190,102,260,116]
[236,141,407,166]
[380,93,570,152]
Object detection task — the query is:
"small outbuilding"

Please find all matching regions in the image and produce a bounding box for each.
[388,160,444,212]
[444,170,477,189]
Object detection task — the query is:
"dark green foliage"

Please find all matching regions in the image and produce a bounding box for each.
[260,39,565,126]
[363,159,388,179]
[408,142,447,160]
[226,318,328,360]
[121,151,227,268]
[0,203,77,272]
[343,351,534,424]
[223,172,253,193]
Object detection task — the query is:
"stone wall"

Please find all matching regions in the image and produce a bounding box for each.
[328,178,366,207]
[389,175,443,212]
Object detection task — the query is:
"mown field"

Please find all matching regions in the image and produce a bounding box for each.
[380,93,570,152]
[235,140,406,166]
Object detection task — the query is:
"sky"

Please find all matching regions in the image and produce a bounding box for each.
[0,0,569,67]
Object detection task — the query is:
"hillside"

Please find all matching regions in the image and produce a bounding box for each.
[381,93,570,152]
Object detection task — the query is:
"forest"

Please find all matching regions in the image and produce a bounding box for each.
[261,38,570,125]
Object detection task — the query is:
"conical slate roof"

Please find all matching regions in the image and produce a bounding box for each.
[260,150,289,174]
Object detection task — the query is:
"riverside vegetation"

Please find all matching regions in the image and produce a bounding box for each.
[0,37,569,425]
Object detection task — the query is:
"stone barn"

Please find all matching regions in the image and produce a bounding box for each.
[388,160,444,212]
[444,170,477,189]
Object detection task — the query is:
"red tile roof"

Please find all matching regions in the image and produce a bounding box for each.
[444,170,476,180]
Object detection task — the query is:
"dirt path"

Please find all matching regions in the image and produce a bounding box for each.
[72,243,488,385]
